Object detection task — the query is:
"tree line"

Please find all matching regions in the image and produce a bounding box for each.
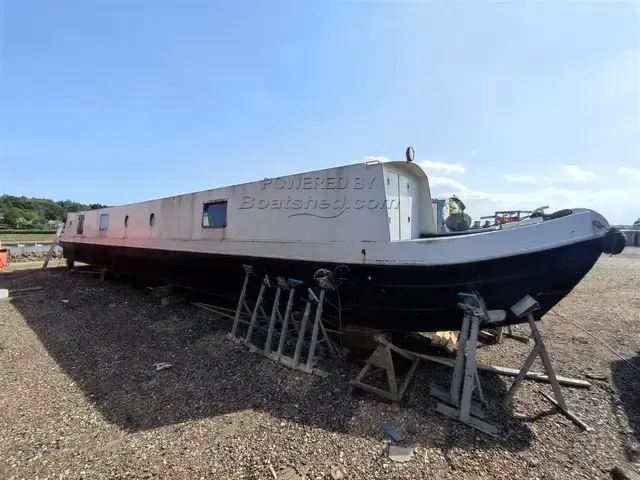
[0,195,108,230]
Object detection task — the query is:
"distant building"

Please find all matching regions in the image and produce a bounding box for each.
[621,229,640,246]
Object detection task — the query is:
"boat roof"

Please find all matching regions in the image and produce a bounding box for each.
[83,159,431,210]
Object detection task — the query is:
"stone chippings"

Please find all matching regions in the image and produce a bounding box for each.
[0,250,638,479]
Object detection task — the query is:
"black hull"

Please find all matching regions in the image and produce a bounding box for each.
[60,238,604,332]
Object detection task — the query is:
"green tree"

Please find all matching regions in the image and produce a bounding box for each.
[0,195,108,229]
[3,207,24,228]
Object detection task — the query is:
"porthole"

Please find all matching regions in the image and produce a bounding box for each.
[149,213,156,227]
[124,215,130,227]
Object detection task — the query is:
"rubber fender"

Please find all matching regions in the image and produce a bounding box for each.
[602,227,627,255]
[546,209,573,221]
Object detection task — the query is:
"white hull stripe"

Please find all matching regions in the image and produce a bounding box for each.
[61,210,608,267]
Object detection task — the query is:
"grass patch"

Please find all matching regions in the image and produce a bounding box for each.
[0,233,58,243]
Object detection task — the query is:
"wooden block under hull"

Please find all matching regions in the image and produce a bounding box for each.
[431,330,458,354]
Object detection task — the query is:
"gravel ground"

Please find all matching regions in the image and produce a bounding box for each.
[1,251,638,479]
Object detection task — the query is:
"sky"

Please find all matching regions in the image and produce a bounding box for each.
[1,1,638,224]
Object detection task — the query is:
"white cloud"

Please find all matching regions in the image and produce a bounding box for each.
[503,174,538,183]
[419,160,465,175]
[361,155,391,163]
[564,165,597,182]
[437,184,637,226]
[503,167,602,185]
[359,156,466,176]
[429,176,469,192]
[617,166,640,178]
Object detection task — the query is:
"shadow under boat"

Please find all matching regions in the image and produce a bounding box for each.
[4,268,534,451]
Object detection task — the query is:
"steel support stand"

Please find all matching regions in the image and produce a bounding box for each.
[348,335,419,407]
[42,223,65,270]
[430,293,498,437]
[275,278,301,361]
[503,295,593,432]
[226,266,336,377]
[306,288,326,371]
[504,324,531,343]
[229,265,254,339]
[292,289,314,368]
[243,275,268,348]
[264,279,283,356]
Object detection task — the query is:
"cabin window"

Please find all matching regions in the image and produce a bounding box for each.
[202,201,227,228]
[124,215,130,227]
[77,215,85,235]
[149,213,156,227]
[99,214,109,231]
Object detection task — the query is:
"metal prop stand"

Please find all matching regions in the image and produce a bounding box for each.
[42,223,65,270]
[430,293,501,437]
[346,295,592,437]
[503,324,531,343]
[502,295,593,431]
[348,335,420,408]
[481,323,530,345]
[227,266,338,377]
[491,324,531,344]
[228,265,264,339]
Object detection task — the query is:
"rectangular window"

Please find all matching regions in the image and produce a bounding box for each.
[77,215,85,235]
[99,214,109,231]
[202,201,227,228]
